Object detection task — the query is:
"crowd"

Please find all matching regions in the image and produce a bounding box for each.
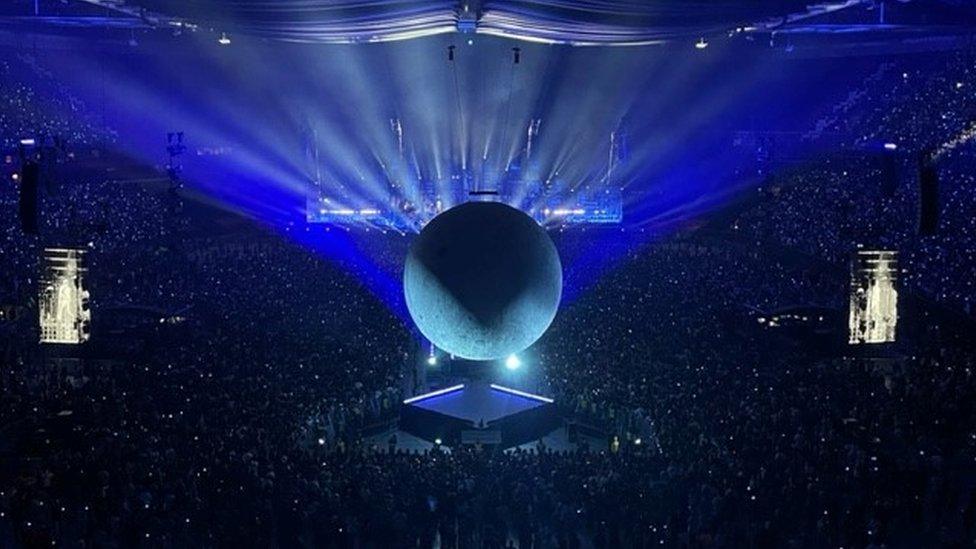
[737,51,976,316]
[0,53,113,151]
[0,201,412,546]
[1,45,976,549]
[3,207,974,546]
[540,232,976,547]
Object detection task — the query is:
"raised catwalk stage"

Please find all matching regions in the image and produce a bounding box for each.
[400,382,559,448]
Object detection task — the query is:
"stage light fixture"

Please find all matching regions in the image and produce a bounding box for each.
[695,37,708,49]
[403,384,465,405]
[426,355,437,366]
[489,384,554,403]
[505,354,521,370]
[218,32,231,45]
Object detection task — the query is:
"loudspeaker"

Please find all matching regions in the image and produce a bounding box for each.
[918,160,939,236]
[18,162,39,235]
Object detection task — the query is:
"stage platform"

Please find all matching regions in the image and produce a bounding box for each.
[400,382,559,448]
[363,426,606,454]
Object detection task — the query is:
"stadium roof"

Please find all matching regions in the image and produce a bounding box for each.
[2,0,975,47]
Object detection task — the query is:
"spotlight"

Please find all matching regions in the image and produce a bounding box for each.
[434,438,442,445]
[505,354,521,370]
[218,32,231,45]
[634,438,642,446]
[695,37,708,49]
[426,355,437,366]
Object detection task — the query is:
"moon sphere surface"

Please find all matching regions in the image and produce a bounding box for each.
[403,202,562,361]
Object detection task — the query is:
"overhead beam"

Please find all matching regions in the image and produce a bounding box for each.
[69,0,196,31]
[746,0,872,32]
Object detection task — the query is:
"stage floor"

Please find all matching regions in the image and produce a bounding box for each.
[410,383,546,423]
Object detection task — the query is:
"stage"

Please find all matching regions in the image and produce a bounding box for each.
[400,382,560,448]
